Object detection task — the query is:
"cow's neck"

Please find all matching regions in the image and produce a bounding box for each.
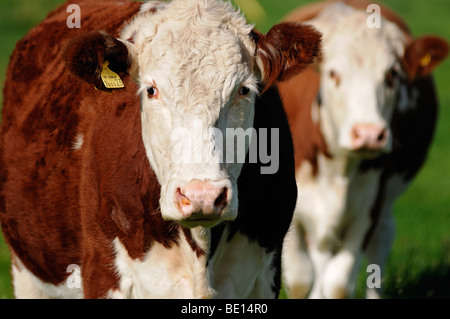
[320,152,361,180]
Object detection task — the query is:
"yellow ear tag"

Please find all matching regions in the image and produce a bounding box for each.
[101,61,124,89]
[420,53,432,67]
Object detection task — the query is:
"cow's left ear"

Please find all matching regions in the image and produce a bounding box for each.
[63,31,131,90]
[253,22,322,91]
[403,36,449,80]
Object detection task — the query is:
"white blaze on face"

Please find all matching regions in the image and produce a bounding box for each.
[121,0,259,226]
[308,4,407,156]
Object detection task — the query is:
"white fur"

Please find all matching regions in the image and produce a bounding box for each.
[109,228,213,299]
[138,1,167,14]
[282,220,314,298]
[12,255,83,299]
[109,227,277,298]
[72,134,84,150]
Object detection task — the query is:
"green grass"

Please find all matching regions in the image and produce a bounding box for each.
[0,0,449,299]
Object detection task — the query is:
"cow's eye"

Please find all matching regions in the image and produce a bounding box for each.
[385,68,398,88]
[239,86,251,96]
[329,70,341,87]
[147,86,159,98]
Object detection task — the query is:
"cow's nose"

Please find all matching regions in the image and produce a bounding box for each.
[351,124,388,151]
[175,180,229,219]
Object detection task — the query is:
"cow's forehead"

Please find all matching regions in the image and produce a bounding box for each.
[127,0,257,107]
[321,10,406,73]
[154,24,254,102]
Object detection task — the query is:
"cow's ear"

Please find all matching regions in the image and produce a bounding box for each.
[403,36,449,80]
[254,22,322,91]
[63,31,131,89]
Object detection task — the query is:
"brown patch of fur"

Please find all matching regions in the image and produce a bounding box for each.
[278,67,331,174]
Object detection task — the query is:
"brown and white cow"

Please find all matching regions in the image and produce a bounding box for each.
[0,0,322,298]
[279,0,448,299]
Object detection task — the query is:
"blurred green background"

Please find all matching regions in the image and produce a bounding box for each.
[0,0,449,299]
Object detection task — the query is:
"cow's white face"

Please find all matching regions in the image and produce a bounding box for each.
[66,0,321,229]
[313,7,407,158]
[123,0,260,228]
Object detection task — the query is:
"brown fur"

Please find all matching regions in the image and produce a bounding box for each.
[403,36,449,80]
[254,22,322,92]
[278,67,331,174]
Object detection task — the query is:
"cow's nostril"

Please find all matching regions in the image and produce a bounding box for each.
[176,188,191,207]
[377,130,387,142]
[351,127,361,140]
[214,187,228,211]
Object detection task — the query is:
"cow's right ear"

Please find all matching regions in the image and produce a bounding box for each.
[63,31,131,90]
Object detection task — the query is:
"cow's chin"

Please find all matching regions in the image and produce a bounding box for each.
[347,148,389,159]
[159,197,239,229]
[180,219,221,229]
[336,143,393,159]
[178,207,238,229]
